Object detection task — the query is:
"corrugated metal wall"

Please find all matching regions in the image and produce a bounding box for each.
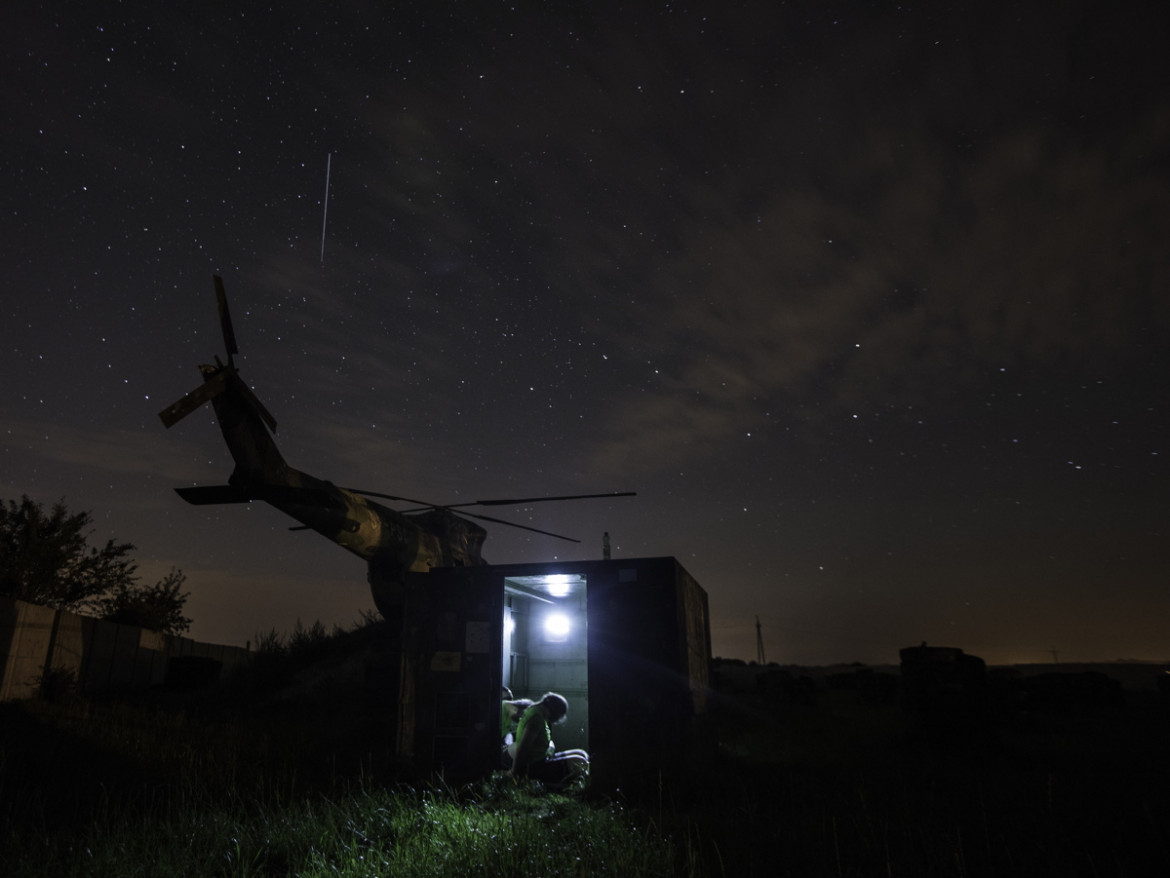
[0,595,249,701]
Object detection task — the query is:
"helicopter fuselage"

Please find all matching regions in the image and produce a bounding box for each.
[170,362,487,615]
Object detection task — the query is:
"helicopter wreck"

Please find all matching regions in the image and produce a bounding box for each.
[158,276,632,617]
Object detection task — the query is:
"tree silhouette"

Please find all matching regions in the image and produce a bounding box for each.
[0,495,191,633]
[98,568,192,635]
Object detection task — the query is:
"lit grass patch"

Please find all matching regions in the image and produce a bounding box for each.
[4,779,684,878]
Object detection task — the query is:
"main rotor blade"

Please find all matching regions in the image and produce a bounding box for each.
[344,488,635,508]
[341,487,439,507]
[468,491,636,507]
[358,498,579,543]
[448,509,581,542]
[342,487,630,543]
[354,490,638,511]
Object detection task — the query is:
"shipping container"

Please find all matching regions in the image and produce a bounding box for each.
[391,557,713,788]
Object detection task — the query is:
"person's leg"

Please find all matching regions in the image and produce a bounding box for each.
[525,755,580,784]
[535,752,590,784]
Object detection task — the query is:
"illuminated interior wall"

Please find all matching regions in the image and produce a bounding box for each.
[503,593,529,693]
[503,577,589,751]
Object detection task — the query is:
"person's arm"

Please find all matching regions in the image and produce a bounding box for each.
[509,714,540,776]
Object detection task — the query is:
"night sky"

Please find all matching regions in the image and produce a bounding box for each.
[4,2,1168,666]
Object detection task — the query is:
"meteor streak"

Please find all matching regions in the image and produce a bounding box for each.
[319,152,331,263]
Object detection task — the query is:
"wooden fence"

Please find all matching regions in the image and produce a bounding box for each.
[0,595,249,701]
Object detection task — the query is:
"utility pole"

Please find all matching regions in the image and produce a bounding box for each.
[755,615,766,665]
[1049,646,1060,664]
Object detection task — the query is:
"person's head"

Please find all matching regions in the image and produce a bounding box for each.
[538,692,569,724]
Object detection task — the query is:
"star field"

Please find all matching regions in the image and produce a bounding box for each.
[3,1,1168,664]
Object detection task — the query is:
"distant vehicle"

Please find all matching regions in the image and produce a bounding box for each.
[158,276,633,618]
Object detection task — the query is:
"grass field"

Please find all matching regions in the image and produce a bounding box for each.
[2,633,1167,877]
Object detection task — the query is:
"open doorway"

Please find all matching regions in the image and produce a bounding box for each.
[502,572,589,751]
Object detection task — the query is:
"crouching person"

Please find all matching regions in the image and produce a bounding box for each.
[500,686,533,769]
[507,692,589,785]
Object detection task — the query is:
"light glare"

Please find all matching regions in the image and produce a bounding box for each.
[546,574,572,597]
[543,612,571,641]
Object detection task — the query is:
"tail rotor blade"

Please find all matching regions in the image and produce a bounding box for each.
[211,278,275,432]
[158,370,229,427]
[214,275,239,362]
